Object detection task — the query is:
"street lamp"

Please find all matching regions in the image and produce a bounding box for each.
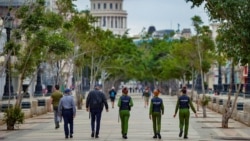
[217,63,223,94]
[2,12,14,100]
[34,64,43,97]
[195,74,202,94]
[245,65,250,98]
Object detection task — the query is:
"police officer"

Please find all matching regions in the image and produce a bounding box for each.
[173,86,198,139]
[58,88,76,139]
[118,87,133,139]
[149,89,164,139]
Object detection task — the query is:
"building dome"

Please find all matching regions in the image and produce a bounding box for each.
[90,0,127,35]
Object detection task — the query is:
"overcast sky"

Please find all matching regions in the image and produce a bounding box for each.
[73,0,209,36]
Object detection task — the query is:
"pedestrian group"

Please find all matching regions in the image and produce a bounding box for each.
[50,85,197,140]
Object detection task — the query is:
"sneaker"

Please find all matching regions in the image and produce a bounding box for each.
[179,130,183,137]
[91,132,94,138]
[153,134,157,139]
[157,133,161,139]
[184,136,188,139]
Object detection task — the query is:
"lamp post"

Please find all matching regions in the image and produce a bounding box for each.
[195,74,202,94]
[2,12,14,99]
[34,64,43,97]
[245,65,250,98]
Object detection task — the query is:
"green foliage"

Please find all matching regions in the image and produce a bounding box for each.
[2,106,24,130]
[201,95,211,106]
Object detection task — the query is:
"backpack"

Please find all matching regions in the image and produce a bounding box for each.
[110,91,115,97]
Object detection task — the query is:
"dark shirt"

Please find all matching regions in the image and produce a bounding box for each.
[86,89,109,111]
[149,96,164,114]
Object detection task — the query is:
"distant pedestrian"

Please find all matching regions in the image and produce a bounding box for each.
[173,86,198,139]
[149,89,164,139]
[50,85,63,129]
[58,89,76,139]
[143,86,151,108]
[86,85,109,138]
[118,87,133,139]
[109,86,117,108]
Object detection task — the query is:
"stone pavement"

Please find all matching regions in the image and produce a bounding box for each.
[0,93,250,141]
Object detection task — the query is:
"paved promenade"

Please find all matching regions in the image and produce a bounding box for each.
[0,93,250,141]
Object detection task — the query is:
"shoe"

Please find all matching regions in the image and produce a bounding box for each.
[55,122,60,129]
[153,133,157,139]
[95,135,99,138]
[123,134,127,139]
[70,134,73,138]
[184,136,188,139]
[157,133,161,139]
[179,130,183,137]
[91,132,94,138]
[65,136,68,139]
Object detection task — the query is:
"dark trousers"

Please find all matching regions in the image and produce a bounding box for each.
[62,109,74,137]
[90,109,102,135]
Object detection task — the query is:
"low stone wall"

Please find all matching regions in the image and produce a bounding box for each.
[0,98,51,126]
[193,92,250,126]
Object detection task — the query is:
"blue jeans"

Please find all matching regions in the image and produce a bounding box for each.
[53,106,60,126]
[62,109,74,137]
[90,109,102,135]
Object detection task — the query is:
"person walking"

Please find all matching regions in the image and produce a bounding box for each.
[118,87,133,139]
[58,88,76,139]
[50,84,63,129]
[143,86,151,108]
[86,85,109,138]
[173,86,198,139]
[149,89,164,139]
[109,86,117,108]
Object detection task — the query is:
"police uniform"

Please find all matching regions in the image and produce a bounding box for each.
[149,96,164,139]
[118,94,133,139]
[174,93,196,139]
[58,89,76,139]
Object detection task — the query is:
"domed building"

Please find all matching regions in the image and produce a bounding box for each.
[90,0,127,35]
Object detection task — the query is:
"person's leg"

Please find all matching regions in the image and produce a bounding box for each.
[123,111,130,138]
[120,110,125,135]
[90,111,96,137]
[152,113,157,138]
[62,111,69,138]
[95,111,102,138]
[179,109,185,137]
[69,110,74,138]
[156,113,162,139]
[183,110,190,139]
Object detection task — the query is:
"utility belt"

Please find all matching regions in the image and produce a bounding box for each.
[179,107,189,109]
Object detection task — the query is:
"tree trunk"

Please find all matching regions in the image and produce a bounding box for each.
[7,124,14,130]
[202,105,207,117]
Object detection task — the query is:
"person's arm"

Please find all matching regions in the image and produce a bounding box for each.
[72,98,76,117]
[102,93,109,111]
[117,97,121,107]
[129,97,133,107]
[173,99,179,117]
[86,92,90,111]
[149,99,153,119]
[161,99,164,115]
[189,98,198,117]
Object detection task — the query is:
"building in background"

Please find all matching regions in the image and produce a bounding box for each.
[90,0,127,35]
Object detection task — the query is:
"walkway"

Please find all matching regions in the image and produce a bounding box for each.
[0,93,250,141]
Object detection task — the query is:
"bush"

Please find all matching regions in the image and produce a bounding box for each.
[2,106,24,130]
[201,95,211,106]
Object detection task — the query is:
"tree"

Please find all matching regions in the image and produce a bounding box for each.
[185,0,250,127]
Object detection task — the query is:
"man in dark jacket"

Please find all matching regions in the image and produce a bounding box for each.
[86,85,109,138]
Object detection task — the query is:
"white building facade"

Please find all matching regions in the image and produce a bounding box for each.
[90,0,127,35]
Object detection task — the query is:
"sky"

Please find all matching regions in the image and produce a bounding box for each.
[73,0,210,36]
